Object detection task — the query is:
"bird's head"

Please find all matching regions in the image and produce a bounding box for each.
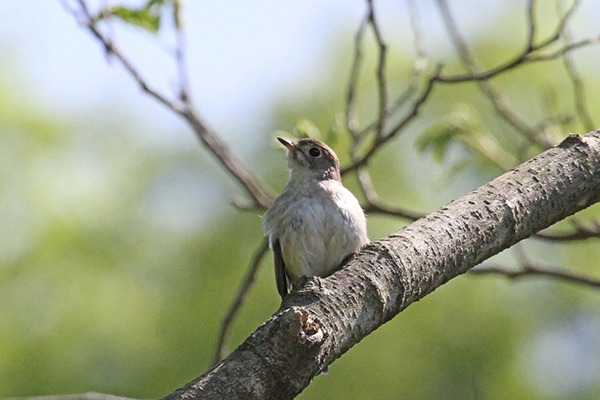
[277,137,341,182]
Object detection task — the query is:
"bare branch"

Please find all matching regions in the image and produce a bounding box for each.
[525,0,537,51]
[562,55,595,132]
[344,1,431,219]
[212,238,269,366]
[431,0,598,147]
[559,4,596,132]
[345,12,369,137]
[407,0,426,60]
[350,3,429,145]
[173,0,191,103]
[384,0,428,124]
[343,0,434,184]
[179,110,274,207]
[342,64,441,175]
[470,265,600,289]
[433,33,600,84]
[346,0,396,144]
[435,0,551,148]
[529,34,600,62]
[533,0,581,49]
[366,0,388,139]
[363,201,423,221]
[71,0,177,109]
[357,168,423,221]
[61,0,274,208]
[471,245,600,290]
[435,0,588,84]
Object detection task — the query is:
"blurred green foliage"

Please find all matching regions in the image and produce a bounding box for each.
[95,0,167,34]
[2,2,600,400]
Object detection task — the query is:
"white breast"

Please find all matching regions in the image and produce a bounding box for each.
[263,179,368,281]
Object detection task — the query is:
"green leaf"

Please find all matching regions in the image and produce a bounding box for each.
[96,0,167,34]
[292,119,321,140]
[417,104,517,171]
[416,104,482,163]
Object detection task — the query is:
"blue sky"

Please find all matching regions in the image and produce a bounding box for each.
[0,0,513,146]
[2,0,598,142]
[1,1,365,142]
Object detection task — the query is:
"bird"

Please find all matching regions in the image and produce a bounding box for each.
[263,137,369,299]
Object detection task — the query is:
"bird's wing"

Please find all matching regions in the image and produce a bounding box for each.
[273,238,288,299]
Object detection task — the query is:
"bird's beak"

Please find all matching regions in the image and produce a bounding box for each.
[277,137,296,152]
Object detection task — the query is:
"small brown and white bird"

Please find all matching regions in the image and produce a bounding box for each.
[263,137,369,299]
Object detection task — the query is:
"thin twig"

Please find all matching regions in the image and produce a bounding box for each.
[471,264,600,290]
[471,244,600,289]
[346,0,394,145]
[345,1,429,221]
[356,168,423,221]
[407,0,426,60]
[533,0,581,50]
[366,0,388,139]
[212,238,270,366]
[435,0,586,84]
[180,109,274,207]
[533,215,600,241]
[343,0,433,177]
[99,0,115,62]
[525,0,537,51]
[342,64,442,175]
[535,227,600,241]
[382,0,428,126]
[62,0,274,208]
[72,0,177,106]
[435,0,551,148]
[434,34,600,84]
[363,202,423,221]
[346,12,369,137]
[173,0,191,104]
[558,2,595,132]
[528,35,600,62]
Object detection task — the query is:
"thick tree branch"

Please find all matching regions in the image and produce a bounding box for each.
[161,132,600,399]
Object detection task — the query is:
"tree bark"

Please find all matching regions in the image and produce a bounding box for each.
[163,131,600,400]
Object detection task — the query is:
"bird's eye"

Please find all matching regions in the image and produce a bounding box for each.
[308,147,321,157]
